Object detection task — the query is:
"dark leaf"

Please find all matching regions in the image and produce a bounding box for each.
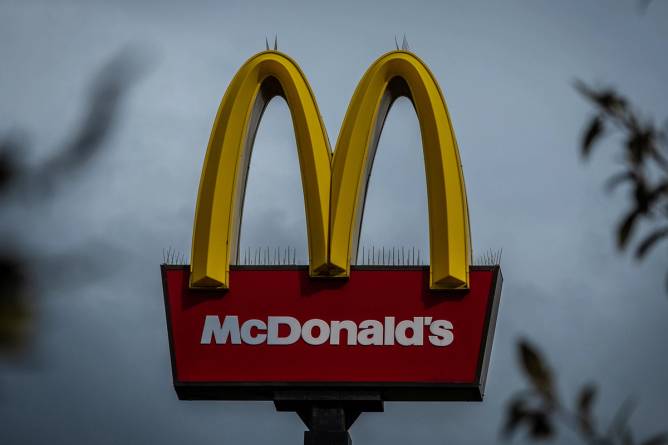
[641,433,668,445]
[0,255,32,352]
[626,131,652,166]
[647,181,668,203]
[634,180,651,213]
[35,47,148,192]
[529,412,553,440]
[617,208,643,249]
[577,384,597,436]
[518,340,554,401]
[0,148,15,191]
[582,116,604,158]
[0,134,26,192]
[502,397,529,438]
[636,227,668,258]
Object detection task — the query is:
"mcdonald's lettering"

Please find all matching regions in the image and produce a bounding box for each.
[199,315,455,347]
[161,50,502,402]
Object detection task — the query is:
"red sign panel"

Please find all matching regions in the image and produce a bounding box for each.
[162,265,502,401]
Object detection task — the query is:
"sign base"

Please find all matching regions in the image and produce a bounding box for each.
[274,391,384,445]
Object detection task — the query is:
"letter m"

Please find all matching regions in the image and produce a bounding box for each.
[200,315,241,344]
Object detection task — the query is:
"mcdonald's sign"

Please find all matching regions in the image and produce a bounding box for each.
[162,50,502,401]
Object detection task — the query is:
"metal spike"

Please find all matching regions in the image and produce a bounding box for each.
[274,34,278,51]
[394,35,399,50]
[402,246,405,265]
[265,36,270,51]
[402,34,409,51]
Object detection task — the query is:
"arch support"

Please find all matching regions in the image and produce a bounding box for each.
[329,51,471,289]
[191,50,470,290]
[190,52,332,288]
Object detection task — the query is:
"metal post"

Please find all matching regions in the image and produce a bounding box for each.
[304,406,351,445]
[273,391,384,445]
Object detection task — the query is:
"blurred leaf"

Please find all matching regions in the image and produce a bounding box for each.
[0,134,26,193]
[582,116,604,158]
[0,149,14,191]
[528,412,554,440]
[640,433,668,445]
[608,399,636,440]
[503,397,530,438]
[624,429,636,445]
[636,226,668,258]
[0,47,149,354]
[626,130,653,166]
[606,171,637,192]
[35,46,149,193]
[618,208,643,249]
[577,384,597,436]
[648,181,668,203]
[519,340,554,401]
[503,398,554,441]
[0,255,32,352]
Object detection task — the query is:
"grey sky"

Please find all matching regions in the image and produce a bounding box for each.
[1,0,667,444]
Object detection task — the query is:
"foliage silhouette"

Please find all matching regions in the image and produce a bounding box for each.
[576,81,668,284]
[505,3,667,442]
[0,48,147,354]
[504,340,667,445]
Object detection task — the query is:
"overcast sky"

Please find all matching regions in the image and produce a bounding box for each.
[1,0,667,444]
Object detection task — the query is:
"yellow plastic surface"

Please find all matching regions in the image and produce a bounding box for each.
[190,52,332,287]
[190,50,470,290]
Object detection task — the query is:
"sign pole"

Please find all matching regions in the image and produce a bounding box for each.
[273,391,384,445]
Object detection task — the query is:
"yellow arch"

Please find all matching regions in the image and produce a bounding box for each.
[190,51,332,288]
[330,51,471,289]
[190,50,471,290]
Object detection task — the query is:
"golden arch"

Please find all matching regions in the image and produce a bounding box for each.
[190,50,471,290]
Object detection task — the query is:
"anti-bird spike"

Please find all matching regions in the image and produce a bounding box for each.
[402,34,409,51]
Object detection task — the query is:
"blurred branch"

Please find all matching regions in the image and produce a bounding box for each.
[575,81,668,290]
[503,340,667,445]
[0,47,149,354]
